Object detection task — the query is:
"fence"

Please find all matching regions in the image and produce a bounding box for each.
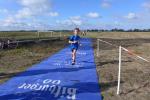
[0,31,62,39]
[97,38,149,95]
[0,31,63,49]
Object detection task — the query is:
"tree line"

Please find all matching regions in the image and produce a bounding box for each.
[87,28,150,32]
[1,28,150,32]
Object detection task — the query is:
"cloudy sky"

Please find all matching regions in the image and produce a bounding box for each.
[0,0,150,30]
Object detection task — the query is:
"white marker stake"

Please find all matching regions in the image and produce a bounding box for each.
[117,46,122,95]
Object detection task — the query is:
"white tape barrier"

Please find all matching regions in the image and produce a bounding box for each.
[117,46,149,95]
[97,39,149,95]
[98,39,118,47]
[97,39,149,62]
[121,47,149,62]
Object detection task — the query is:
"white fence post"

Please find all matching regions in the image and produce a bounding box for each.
[97,39,100,57]
[117,46,122,95]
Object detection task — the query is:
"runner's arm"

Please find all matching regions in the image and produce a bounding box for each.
[69,40,76,44]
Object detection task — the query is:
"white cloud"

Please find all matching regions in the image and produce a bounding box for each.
[56,19,82,26]
[16,8,33,19]
[0,17,54,30]
[87,12,100,18]
[124,13,138,20]
[101,0,111,8]
[142,2,150,10]
[101,2,111,8]
[70,16,81,20]
[2,17,15,26]
[19,0,50,10]
[70,16,82,25]
[56,16,83,27]
[16,0,51,19]
[71,20,82,26]
[0,0,54,30]
[69,16,82,25]
[49,12,59,17]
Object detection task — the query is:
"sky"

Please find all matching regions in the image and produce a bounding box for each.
[0,0,150,30]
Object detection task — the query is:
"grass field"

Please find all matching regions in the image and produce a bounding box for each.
[0,31,150,100]
[0,37,68,83]
[0,31,70,40]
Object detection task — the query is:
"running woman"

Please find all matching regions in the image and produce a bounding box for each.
[69,28,81,65]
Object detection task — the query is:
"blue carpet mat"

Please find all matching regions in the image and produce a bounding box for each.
[0,38,102,100]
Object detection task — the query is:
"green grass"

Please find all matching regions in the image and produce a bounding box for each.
[84,32,150,39]
[1,31,150,40]
[0,31,71,40]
